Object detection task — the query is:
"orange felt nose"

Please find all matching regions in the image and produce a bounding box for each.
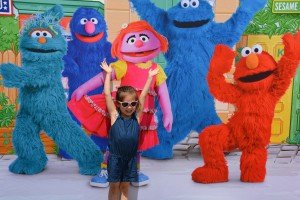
[38,37,47,44]
[246,53,259,69]
[135,40,143,48]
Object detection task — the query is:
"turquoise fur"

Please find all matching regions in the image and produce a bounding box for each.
[0,5,102,175]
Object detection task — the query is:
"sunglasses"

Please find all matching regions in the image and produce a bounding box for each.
[118,101,138,108]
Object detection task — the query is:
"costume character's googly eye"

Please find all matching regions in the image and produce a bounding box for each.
[80,18,88,25]
[31,30,42,38]
[127,36,136,45]
[41,31,53,38]
[241,47,252,57]
[190,0,199,8]
[181,0,190,8]
[91,18,98,24]
[252,44,263,54]
[140,35,149,42]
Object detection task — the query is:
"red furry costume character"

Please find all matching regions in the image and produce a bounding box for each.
[192,31,300,183]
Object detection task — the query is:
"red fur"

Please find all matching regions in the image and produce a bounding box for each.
[192,31,300,184]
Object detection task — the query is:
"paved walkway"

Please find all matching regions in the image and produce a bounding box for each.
[174,131,300,163]
[1,145,300,200]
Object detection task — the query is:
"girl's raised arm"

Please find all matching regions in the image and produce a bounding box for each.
[101,60,118,123]
[137,68,159,122]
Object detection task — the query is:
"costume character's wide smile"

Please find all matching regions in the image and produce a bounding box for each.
[173,19,210,28]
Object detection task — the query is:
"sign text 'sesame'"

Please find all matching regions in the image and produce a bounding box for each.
[272,0,300,13]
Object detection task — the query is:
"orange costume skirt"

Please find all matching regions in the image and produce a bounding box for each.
[68,94,159,151]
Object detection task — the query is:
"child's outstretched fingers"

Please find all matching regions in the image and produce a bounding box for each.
[149,68,159,77]
[101,60,112,73]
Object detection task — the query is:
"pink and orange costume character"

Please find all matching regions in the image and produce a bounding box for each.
[68,21,173,187]
[192,31,300,184]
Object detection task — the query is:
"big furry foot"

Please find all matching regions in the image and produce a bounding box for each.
[192,165,228,184]
[9,157,47,175]
[142,142,173,160]
[240,167,266,183]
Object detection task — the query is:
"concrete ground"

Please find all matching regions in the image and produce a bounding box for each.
[1,144,300,200]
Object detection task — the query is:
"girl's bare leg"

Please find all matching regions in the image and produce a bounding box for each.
[120,182,130,200]
[109,182,121,200]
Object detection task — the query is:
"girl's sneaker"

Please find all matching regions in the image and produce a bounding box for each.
[131,172,150,187]
[90,169,109,188]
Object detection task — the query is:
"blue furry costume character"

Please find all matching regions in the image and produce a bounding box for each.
[130,0,267,159]
[60,7,115,158]
[0,5,101,175]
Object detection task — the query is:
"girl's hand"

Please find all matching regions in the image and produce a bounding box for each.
[100,60,113,73]
[148,68,159,78]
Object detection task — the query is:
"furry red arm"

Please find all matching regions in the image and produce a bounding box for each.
[208,45,241,104]
[270,32,300,99]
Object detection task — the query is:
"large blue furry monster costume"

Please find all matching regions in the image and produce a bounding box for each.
[59,7,115,158]
[62,7,114,111]
[130,0,267,159]
[0,5,102,175]
[60,8,115,157]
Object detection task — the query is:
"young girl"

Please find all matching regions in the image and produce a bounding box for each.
[68,21,173,187]
[100,60,158,200]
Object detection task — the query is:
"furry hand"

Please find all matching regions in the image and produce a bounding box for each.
[163,112,173,132]
[71,86,88,101]
[62,57,79,77]
[282,31,300,61]
[0,63,24,88]
[240,0,267,13]
[210,45,235,75]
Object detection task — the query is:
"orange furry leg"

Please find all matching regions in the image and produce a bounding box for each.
[192,125,235,183]
[240,148,267,183]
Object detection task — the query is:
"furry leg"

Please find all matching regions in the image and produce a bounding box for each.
[143,107,221,160]
[9,114,47,175]
[192,124,235,183]
[90,134,109,152]
[43,115,102,175]
[58,108,82,160]
[141,134,174,160]
[240,148,267,183]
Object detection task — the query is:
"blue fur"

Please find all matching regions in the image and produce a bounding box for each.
[62,7,115,102]
[0,5,102,175]
[130,0,267,159]
[60,7,115,158]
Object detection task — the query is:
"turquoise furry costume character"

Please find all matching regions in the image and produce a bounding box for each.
[0,5,102,175]
[130,0,267,159]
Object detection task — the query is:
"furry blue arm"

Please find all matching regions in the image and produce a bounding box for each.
[129,0,167,34]
[0,63,62,88]
[210,0,267,47]
[62,56,79,77]
[0,63,27,88]
[104,42,117,64]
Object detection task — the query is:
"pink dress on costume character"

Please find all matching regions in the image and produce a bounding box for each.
[68,60,164,151]
[68,20,173,187]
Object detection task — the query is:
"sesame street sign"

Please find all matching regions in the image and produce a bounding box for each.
[0,0,12,15]
[272,0,300,13]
